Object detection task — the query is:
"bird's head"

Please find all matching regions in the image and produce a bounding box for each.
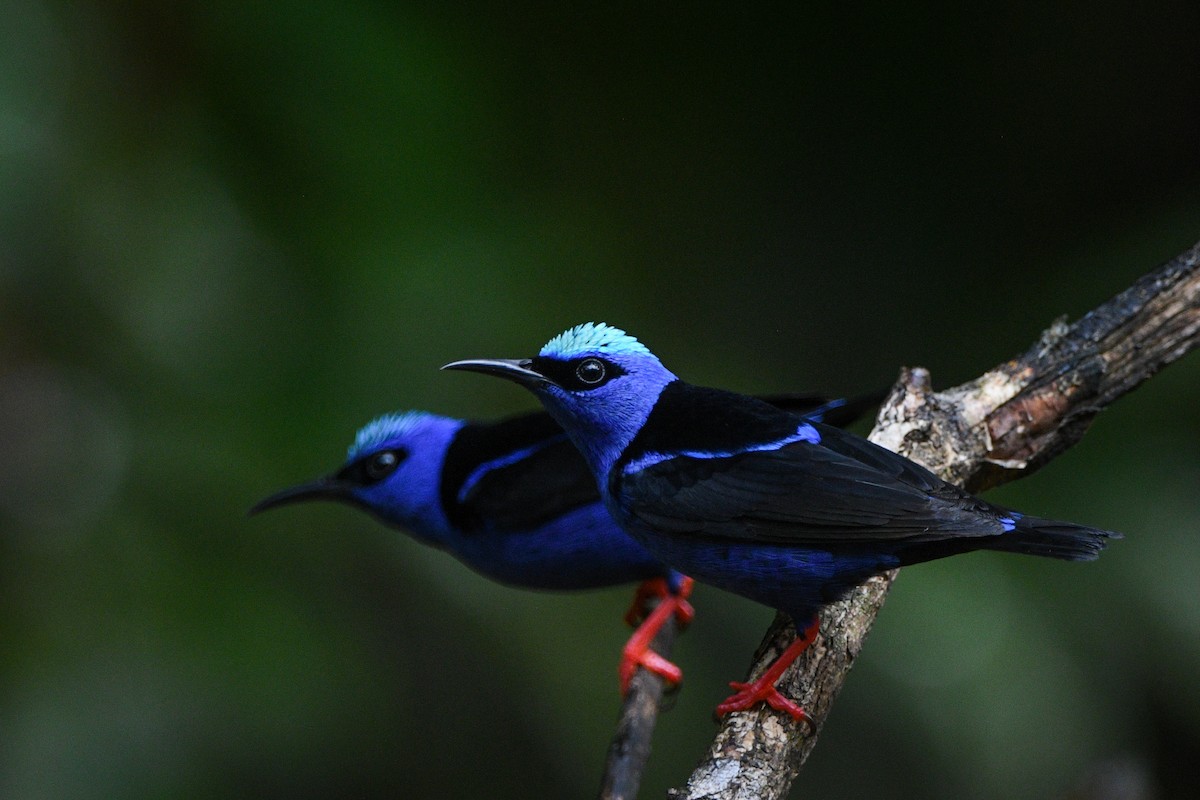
[443,323,676,476]
[249,411,462,542]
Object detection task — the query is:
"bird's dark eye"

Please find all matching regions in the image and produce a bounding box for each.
[576,358,606,385]
[529,354,625,390]
[365,450,400,480]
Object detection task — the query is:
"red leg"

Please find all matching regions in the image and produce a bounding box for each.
[618,577,696,694]
[623,576,694,628]
[715,616,820,725]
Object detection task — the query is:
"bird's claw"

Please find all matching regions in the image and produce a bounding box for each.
[619,645,683,694]
[716,680,814,732]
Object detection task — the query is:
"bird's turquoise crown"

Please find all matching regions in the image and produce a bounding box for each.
[539,322,651,360]
[348,411,439,460]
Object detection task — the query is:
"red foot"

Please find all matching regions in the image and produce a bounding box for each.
[714,617,820,726]
[618,577,696,694]
[623,577,694,628]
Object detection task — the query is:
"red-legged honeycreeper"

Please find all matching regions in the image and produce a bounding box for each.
[442,322,1120,724]
[250,392,880,694]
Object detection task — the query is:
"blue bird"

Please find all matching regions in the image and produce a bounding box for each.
[443,322,1120,723]
[250,393,879,693]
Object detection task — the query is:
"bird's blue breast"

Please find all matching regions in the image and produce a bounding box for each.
[611,517,901,618]
[448,502,668,590]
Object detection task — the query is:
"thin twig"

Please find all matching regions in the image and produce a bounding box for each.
[599,613,680,800]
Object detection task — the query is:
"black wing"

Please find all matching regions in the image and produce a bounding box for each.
[617,420,1006,546]
[441,411,601,533]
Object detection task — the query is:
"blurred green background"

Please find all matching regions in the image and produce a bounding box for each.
[2,2,1199,798]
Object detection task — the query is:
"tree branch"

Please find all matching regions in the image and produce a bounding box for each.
[668,239,1200,800]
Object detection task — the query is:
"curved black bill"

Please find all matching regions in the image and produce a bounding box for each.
[441,358,546,387]
[248,478,344,516]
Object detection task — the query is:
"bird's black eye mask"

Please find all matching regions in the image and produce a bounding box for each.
[337,448,409,485]
[530,356,627,392]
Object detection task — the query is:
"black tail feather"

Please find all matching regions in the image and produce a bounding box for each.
[984,515,1121,562]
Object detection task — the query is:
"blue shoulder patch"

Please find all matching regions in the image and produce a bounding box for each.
[623,421,821,474]
[456,434,568,505]
[348,411,441,460]
[539,322,652,360]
